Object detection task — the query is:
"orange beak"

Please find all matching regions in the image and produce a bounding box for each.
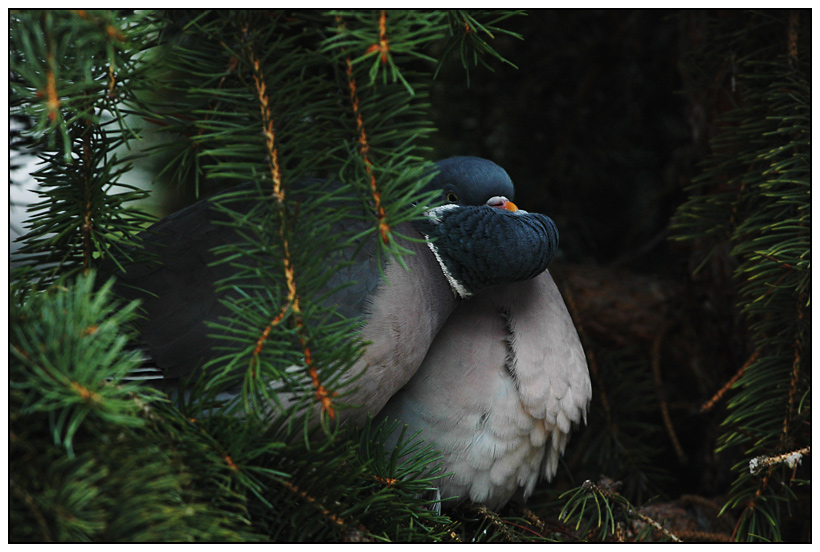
[504,200,519,212]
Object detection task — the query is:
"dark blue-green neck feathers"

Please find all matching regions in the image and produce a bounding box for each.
[413,204,559,298]
[412,156,560,298]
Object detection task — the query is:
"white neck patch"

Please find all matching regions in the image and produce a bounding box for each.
[425,203,459,223]
[424,237,471,299]
[421,206,471,299]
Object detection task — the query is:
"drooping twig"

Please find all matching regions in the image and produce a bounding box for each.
[336,14,391,245]
[246,37,334,419]
[41,13,61,123]
[364,10,390,64]
[632,509,683,543]
[782,301,804,445]
[280,479,370,541]
[731,470,771,542]
[650,320,686,463]
[700,350,759,413]
[787,10,799,67]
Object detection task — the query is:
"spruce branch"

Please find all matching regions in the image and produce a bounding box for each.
[672,10,810,542]
[748,446,810,476]
[559,478,687,543]
[9,8,547,541]
[335,14,391,245]
[700,350,759,413]
[244,33,335,420]
[460,503,522,542]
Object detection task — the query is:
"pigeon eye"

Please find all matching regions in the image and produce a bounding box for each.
[445,191,459,203]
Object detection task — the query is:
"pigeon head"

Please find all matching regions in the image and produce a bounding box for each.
[415,157,559,299]
[425,156,517,209]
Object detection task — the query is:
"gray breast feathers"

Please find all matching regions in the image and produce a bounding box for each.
[375,270,591,509]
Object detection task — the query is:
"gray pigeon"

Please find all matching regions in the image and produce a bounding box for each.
[109,157,564,427]
[375,158,591,510]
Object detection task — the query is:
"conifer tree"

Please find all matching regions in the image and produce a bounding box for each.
[9,9,810,543]
[671,10,810,542]
[9,8,529,542]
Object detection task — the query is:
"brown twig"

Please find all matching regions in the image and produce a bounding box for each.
[223,455,239,471]
[782,302,803,445]
[756,251,796,271]
[633,509,683,543]
[364,10,390,64]
[461,503,521,542]
[517,505,579,541]
[71,380,100,402]
[246,37,334,419]
[650,320,686,463]
[700,350,759,413]
[280,479,370,541]
[749,446,810,476]
[675,529,731,543]
[41,14,61,123]
[81,129,94,272]
[787,10,799,67]
[731,470,771,542]
[336,15,391,245]
[9,477,53,542]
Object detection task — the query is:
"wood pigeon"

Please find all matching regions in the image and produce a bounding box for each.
[375,158,591,510]
[109,156,590,509]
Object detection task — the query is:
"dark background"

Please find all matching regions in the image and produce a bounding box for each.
[427,10,809,540]
[430,10,691,269]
